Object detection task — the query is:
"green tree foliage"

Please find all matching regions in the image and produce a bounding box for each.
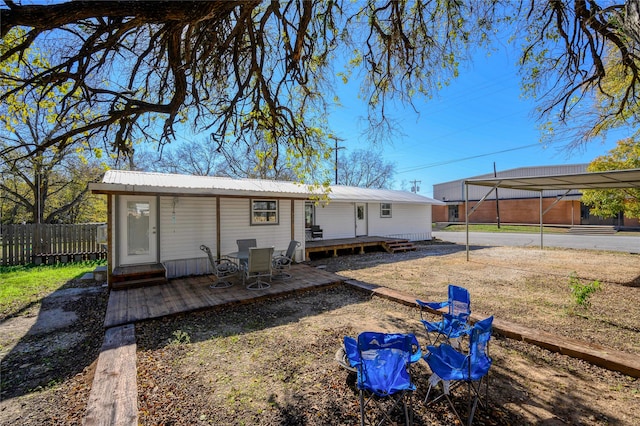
[0,27,107,224]
[589,55,640,139]
[582,138,640,219]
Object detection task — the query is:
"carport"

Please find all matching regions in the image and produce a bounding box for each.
[463,168,640,260]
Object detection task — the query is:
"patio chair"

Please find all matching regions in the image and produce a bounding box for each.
[236,238,257,268]
[343,332,422,426]
[416,284,471,347]
[243,246,274,290]
[199,244,238,289]
[423,316,494,426]
[272,240,300,279]
[311,225,323,239]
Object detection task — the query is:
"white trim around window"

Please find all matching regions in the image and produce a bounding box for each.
[380,203,392,218]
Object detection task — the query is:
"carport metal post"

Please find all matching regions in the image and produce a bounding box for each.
[465,182,545,260]
[539,192,543,250]
[465,183,469,261]
[465,181,500,260]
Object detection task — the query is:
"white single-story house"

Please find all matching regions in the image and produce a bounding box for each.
[89,170,444,286]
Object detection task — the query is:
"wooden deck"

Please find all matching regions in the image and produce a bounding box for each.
[104,263,342,328]
[305,236,416,259]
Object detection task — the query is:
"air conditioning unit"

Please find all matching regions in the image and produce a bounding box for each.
[96,224,108,244]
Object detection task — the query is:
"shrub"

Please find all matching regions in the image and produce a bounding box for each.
[568,272,602,309]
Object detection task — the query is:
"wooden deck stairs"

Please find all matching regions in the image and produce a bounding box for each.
[111,263,167,290]
[382,239,417,253]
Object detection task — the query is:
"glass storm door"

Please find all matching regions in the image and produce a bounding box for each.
[119,195,157,265]
[355,203,368,236]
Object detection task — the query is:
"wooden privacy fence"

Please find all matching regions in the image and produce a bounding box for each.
[1,223,107,266]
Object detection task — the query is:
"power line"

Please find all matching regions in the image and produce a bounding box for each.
[397,143,543,174]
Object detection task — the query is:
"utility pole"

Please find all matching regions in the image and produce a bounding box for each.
[410,180,421,193]
[328,134,345,185]
[494,162,501,229]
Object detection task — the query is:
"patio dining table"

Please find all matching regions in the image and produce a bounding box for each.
[225,251,249,268]
[226,247,287,279]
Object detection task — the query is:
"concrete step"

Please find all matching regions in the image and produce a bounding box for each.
[568,225,617,235]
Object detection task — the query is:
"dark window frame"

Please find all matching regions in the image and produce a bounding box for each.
[251,199,279,225]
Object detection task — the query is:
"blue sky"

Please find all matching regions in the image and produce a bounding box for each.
[326,46,631,197]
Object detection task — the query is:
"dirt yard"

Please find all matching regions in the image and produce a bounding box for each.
[1,241,639,425]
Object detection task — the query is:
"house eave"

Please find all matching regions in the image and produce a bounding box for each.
[88,182,309,199]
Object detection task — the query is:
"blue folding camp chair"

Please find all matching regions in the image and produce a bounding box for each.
[423,316,494,426]
[343,332,422,426]
[416,284,472,347]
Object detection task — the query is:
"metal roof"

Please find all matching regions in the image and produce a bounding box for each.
[90,170,444,205]
[465,168,640,192]
[327,185,443,204]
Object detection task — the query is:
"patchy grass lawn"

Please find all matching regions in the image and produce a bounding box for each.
[0,260,105,319]
[436,224,569,233]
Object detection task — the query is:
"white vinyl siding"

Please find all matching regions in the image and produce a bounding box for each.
[315,202,355,239]
[368,203,431,241]
[313,201,433,242]
[159,196,216,262]
[219,198,303,259]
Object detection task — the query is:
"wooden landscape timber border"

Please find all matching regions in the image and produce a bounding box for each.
[84,324,138,426]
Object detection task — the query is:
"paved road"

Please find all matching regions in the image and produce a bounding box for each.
[432,231,640,254]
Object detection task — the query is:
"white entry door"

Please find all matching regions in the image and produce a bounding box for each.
[119,195,157,265]
[355,203,368,236]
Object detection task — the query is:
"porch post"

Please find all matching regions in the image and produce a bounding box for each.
[216,196,221,259]
[107,194,113,288]
[290,199,295,241]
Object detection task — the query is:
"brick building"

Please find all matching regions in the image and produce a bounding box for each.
[432,164,640,228]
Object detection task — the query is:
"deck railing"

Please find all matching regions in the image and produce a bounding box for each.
[0,223,107,266]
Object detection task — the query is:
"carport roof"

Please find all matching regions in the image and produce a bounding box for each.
[465,168,640,192]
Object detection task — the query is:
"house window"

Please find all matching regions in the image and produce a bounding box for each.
[251,200,278,225]
[380,203,392,218]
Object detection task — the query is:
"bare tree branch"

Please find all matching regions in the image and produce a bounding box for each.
[1,0,638,164]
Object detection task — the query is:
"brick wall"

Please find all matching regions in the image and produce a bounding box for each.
[434,199,582,225]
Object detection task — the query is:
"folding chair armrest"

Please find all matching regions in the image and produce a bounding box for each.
[421,319,444,333]
[408,334,422,363]
[343,336,361,367]
[416,299,449,311]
